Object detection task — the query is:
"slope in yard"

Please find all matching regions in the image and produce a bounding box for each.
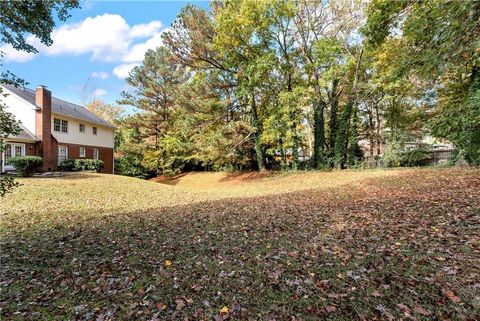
[1,168,479,320]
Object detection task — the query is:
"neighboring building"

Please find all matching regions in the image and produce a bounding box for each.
[1,84,115,173]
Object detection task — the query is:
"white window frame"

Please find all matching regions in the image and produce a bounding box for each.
[58,145,68,165]
[2,143,26,170]
[79,123,85,133]
[54,118,68,133]
[53,118,61,132]
[93,148,99,160]
[79,147,86,158]
[92,126,97,135]
[61,119,68,133]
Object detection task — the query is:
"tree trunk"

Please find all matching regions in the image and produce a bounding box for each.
[375,103,381,156]
[250,91,266,171]
[290,110,300,170]
[313,98,326,169]
[334,100,354,168]
[328,79,339,166]
[334,48,364,168]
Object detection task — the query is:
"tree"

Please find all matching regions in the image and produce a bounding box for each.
[1,0,80,85]
[364,0,480,164]
[86,100,124,125]
[0,100,20,196]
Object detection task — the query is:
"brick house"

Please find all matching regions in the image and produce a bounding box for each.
[1,84,115,173]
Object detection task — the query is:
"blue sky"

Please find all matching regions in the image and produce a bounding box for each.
[2,0,209,112]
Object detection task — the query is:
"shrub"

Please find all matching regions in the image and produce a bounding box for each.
[401,149,430,167]
[58,159,75,171]
[9,156,42,177]
[115,155,155,179]
[381,140,403,167]
[74,159,104,172]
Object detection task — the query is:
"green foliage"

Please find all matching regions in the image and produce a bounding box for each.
[380,140,403,168]
[116,0,478,174]
[401,148,430,167]
[9,156,42,177]
[115,155,152,179]
[430,69,480,165]
[58,159,104,172]
[381,143,430,168]
[0,175,18,197]
[73,159,104,172]
[58,159,75,171]
[365,0,480,165]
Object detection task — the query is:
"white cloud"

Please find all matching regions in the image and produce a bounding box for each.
[93,88,107,97]
[91,71,109,80]
[122,31,164,63]
[113,63,139,79]
[0,44,35,63]
[3,14,163,63]
[2,13,168,80]
[128,21,163,38]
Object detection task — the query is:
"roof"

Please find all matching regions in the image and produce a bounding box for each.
[1,84,116,129]
[8,124,40,141]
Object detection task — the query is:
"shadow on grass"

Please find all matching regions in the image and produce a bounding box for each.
[1,171,479,321]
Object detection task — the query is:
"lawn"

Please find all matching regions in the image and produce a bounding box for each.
[1,168,479,320]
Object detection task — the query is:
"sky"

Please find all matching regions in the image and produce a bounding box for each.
[1,0,209,112]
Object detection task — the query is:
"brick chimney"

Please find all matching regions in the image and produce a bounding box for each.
[35,85,55,171]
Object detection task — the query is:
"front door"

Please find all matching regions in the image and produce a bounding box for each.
[2,143,25,171]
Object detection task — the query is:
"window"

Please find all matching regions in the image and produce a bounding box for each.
[79,124,85,133]
[54,118,68,133]
[79,147,86,158]
[93,126,97,135]
[61,119,68,133]
[54,118,61,132]
[93,148,99,160]
[3,143,25,167]
[58,146,68,165]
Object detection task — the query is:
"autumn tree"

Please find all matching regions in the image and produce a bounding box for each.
[364,0,480,164]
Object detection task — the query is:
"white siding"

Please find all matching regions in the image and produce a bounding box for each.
[0,87,36,134]
[51,113,114,148]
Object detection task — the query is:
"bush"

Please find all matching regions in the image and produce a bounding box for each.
[381,141,403,167]
[401,149,430,167]
[74,159,104,172]
[58,159,75,171]
[115,155,155,179]
[9,156,42,177]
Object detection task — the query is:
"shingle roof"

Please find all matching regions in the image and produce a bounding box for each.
[8,124,40,141]
[1,84,116,128]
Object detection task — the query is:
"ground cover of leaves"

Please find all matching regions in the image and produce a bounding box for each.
[0,168,479,320]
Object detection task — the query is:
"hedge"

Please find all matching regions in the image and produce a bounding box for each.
[58,159,104,172]
[9,156,43,177]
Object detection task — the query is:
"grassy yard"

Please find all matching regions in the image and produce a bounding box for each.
[1,168,479,320]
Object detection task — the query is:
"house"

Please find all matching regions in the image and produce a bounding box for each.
[1,84,115,173]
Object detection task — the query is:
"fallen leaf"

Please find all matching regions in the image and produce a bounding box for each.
[442,289,461,303]
[219,306,229,314]
[413,306,431,316]
[371,290,383,297]
[325,305,336,313]
[175,299,185,311]
[164,259,172,266]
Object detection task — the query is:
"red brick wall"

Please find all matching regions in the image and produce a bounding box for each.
[55,142,114,173]
[35,86,56,171]
[25,143,37,156]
